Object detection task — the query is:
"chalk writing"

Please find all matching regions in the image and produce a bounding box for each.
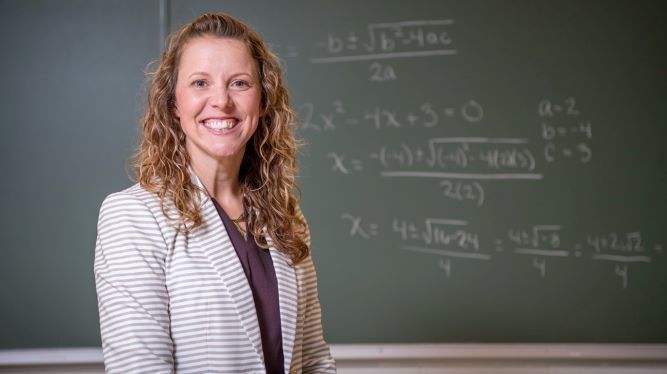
[339,213,663,288]
[294,19,659,292]
[341,213,379,239]
[312,20,457,63]
[440,180,485,206]
[304,95,602,209]
[587,232,645,253]
[369,62,397,81]
[539,97,593,163]
[371,138,537,171]
[298,101,483,131]
[328,152,364,174]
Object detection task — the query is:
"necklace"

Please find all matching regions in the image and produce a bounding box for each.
[230,211,247,240]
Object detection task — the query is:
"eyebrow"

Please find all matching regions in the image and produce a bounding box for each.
[186,71,256,79]
[187,71,210,79]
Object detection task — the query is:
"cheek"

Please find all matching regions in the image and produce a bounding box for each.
[174,89,203,118]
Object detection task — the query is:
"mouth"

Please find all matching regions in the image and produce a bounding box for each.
[201,118,239,133]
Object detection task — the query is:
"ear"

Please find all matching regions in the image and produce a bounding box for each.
[173,102,180,119]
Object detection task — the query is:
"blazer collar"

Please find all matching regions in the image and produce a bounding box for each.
[189,168,298,370]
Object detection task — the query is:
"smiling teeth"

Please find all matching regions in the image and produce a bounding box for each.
[204,119,236,130]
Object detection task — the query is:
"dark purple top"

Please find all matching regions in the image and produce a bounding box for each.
[211,198,285,374]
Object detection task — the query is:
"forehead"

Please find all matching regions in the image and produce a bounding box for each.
[177,35,258,76]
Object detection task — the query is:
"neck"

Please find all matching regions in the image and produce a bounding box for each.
[190,152,245,215]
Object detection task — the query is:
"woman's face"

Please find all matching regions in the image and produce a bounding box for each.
[174,36,261,167]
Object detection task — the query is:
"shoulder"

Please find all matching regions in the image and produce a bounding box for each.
[98,183,162,214]
[97,183,167,231]
[96,183,176,254]
[100,183,159,208]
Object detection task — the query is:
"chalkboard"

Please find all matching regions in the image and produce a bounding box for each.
[0,0,162,349]
[1,0,665,349]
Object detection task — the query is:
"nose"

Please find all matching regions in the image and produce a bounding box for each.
[211,86,233,110]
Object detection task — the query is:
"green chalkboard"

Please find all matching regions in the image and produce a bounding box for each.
[0,0,665,349]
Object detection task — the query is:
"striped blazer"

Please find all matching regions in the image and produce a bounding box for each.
[94,181,336,373]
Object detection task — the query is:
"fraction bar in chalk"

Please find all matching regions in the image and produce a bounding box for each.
[310,49,458,63]
[381,171,544,180]
[369,19,455,28]
[592,254,651,263]
[429,137,529,144]
[514,248,570,257]
[401,245,492,260]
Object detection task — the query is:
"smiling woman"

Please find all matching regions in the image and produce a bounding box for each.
[93,13,336,374]
[175,36,262,163]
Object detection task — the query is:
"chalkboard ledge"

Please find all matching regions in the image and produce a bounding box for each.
[1,344,666,366]
[331,343,667,363]
[0,348,101,366]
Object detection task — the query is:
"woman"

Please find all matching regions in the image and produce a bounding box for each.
[94,13,336,373]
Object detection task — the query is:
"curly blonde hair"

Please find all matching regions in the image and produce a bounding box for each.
[132,13,309,264]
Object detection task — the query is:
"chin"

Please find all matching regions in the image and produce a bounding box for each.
[208,144,245,159]
[185,138,249,165]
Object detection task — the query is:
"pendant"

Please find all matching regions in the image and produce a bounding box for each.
[231,216,247,241]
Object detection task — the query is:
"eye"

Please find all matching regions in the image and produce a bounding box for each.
[192,79,207,88]
[231,79,251,89]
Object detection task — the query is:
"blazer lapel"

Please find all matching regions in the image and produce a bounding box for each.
[189,169,299,371]
[189,175,264,362]
[270,249,298,373]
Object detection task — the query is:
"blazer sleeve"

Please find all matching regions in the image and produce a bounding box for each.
[298,208,337,373]
[94,191,174,373]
